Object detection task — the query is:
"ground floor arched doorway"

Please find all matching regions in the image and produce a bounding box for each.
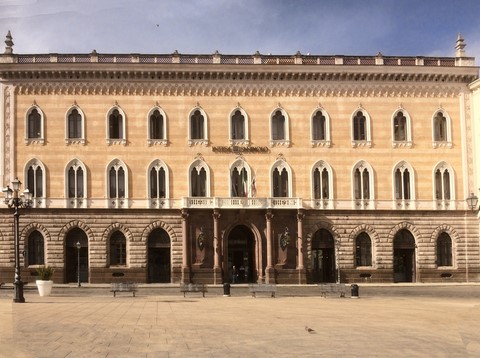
[226,225,255,283]
[65,228,88,283]
[311,228,336,283]
[394,229,416,282]
[147,228,171,283]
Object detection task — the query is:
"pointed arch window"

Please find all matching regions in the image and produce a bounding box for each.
[355,232,372,267]
[148,159,170,208]
[272,160,292,197]
[393,162,415,201]
[66,160,87,208]
[25,159,46,208]
[230,160,252,197]
[189,160,210,197]
[107,107,126,145]
[230,108,249,145]
[107,160,128,208]
[109,231,127,266]
[432,110,452,148]
[25,106,44,144]
[433,162,455,209]
[351,109,371,147]
[312,161,332,199]
[27,230,44,266]
[188,108,208,146]
[270,109,290,147]
[352,161,374,208]
[392,110,412,148]
[66,106,85,144]
[311,108,331,147]
[437,232,452,267]
[148,107,167,145]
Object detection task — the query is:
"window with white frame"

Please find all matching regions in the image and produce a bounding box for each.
[148,159,169,199]
[432,110,452,148]
[434,162,454,201]
[189,159,210,197]
[66,159,87,200]
[393,161,414,200]
[311,108,331,146]
[107,107,126,145]
[351,109,371,147]
[230,108,249,145]
[66,106,85,144]
[189,107,208,146]
[352,161,374,201]
[272,159,292,197]
[230,160,252,197]
[392,109,412,147]
[25,106,44,144]
[270,108,290,146]
[107,160,128,199]
[148,107,167,145]
[25,159,45,199]
[312,160,332,200]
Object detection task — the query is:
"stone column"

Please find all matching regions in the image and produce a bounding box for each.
[181,209,190,284]
[212,209,222,284]
[265,210,275,283]
[296,209,306,284]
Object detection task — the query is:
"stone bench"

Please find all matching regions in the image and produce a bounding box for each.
[319,283,347,298]
[180,283,208,297]
[249,284,277,298]
[111,282,138,297]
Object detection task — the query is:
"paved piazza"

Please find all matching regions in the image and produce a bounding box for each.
[1,285,479,357]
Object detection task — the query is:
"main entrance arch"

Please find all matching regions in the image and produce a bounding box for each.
[147,228,171,283]
[226,225,255,283]
[311,228,335,283]
[394,229,416,282]
[65,228,88,283]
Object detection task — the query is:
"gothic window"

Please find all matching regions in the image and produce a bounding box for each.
[190,109,205,139]
[67,107,83,139]
[189,159,209,197]
[230,160,252,197]
[26,106,44,141]
[231,110,245,140]
[107,160,127,199]
[353,111,366,141]
[271,110,286,140]
[109,231,126,266]
[437,232,452,267]
[66,160,86,199]
[312,110,326,140]
[393,111,406,141]
[355,232,372,267]
[272,160,291,197]
[149,160,167,199]
[149,108,165,140]
[26,160,44,198]
[312,161,332,200]
[394,162,414,200]
[433,112,447,141]
[434,162,454,201]
[27,230,44,266]
[354,167,370,200]
[108,109,124,139]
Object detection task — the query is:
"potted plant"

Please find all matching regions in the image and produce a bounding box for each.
[36,265,54,297]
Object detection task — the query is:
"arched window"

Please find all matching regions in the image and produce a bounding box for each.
[106,107,126,144]
[311,107,332,147]
[230,160,252,197]
[352,161,374,208]
[312,160,333,201]
[109,231,126,266]
[148,107,167,144]
[107,160,128,207]
[355,232,372,267]
[231,110,245,140]
[25,159,46,208]
[437,232,452,267]
[66,159,87,208]
[189,159,210,197]
[25,106,44,143]
[27,230,44,266]
[148,159,169,207]
[393,111,406,141]
[66,106,85,142]
[434,162,455,203]
[272,159,292,197]
[351,109,372,147]
[393,161,415,201]
[270,108,290,146]
[432,110,452,148]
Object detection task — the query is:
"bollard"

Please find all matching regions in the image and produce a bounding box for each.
[351,284,359,298]
[223,282,231,297]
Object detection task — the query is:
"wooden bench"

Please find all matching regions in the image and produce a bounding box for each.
[319,283,347,298]
[111,282,138,297]
[249,284,277,298]
[180,283,207,297]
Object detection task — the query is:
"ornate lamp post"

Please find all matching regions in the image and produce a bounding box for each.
[76,241,81,287]
[2,178,32,303]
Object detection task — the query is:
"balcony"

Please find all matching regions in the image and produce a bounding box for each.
[183,197,302,209]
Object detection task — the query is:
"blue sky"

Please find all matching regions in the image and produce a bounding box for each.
[1,0,479,60]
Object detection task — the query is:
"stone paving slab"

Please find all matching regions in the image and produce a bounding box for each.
[0,286,480,357]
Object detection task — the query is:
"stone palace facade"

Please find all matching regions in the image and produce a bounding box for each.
[1,32,480,285]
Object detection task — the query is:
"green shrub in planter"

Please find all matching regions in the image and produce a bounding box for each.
[36,266,54,281]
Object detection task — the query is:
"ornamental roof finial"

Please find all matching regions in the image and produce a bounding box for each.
[4,30,13,54]
[455,33,466,57]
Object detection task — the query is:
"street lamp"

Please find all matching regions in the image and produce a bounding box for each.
[466,193,478,211]
[76,241,81,287]
[2,178,32,303]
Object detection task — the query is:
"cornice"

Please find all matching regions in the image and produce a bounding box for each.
[12,81,466,98]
